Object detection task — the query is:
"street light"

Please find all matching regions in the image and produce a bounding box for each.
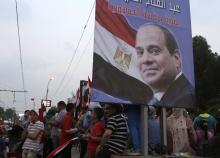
[45,77,55,100]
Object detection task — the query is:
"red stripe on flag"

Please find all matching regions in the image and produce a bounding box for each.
[88,76,92,88]
[47,137,79,158]
[76,88,80,99]
[96,0,136,47]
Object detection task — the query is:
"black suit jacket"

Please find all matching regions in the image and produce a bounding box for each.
[154,74,195,108]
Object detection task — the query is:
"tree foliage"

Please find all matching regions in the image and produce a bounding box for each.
[193,36,220,110]
[0,107,4,119]
[0,107,16,120]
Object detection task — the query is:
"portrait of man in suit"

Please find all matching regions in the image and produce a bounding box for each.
[135,23,195,108]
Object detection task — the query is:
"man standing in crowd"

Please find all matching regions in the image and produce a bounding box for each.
[135,23,195,107]
[50,101,66,149]
[20,110,30,128]
[194,106,217,134]
[55,101,67,127]
[96,103,128,158]
[60,103,76,144]
[193,106,217,157]
[22,110,44,158]
[59,103,76,158]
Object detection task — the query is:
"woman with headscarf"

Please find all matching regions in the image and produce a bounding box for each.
[167,108,197,155]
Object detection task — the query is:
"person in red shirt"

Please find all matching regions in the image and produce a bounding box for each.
[60,103,76,144]
[59,103,77,158]
[84,107,105,158]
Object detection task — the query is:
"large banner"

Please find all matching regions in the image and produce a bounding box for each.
[91,0,195,108]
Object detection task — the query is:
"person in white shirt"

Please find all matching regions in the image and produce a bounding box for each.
[22,110,44,158]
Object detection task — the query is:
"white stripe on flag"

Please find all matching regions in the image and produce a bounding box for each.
[94,21,144,83]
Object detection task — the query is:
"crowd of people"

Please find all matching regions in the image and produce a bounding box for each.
[0,102,220,158]
[0,102,128,158]
[148,106,220,157]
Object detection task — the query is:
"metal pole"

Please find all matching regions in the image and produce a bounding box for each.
[45,79,51,100]
[161,107,167,153]
[45,87,49,100]
[141,105,148,158]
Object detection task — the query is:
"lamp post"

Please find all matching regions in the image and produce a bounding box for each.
[45,77,54,101]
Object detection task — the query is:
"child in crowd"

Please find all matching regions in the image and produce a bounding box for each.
[84,107,105,158]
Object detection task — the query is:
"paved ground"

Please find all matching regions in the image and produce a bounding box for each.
[71,146,80,158]
[70,145,205,158]
[70,146,162,158]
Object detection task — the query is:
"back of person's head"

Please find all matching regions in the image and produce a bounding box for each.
[24,110,30,117]
[107,103,123,113]
[115,104,124,113]
[66,103,75,112]
[93,107,104,120]
[57,101,66,108]
[24,110,29,114]
[199,105,208,113]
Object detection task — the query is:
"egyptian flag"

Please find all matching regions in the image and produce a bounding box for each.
[47,137,79,158]
[91,0,153,104]
[88,76,92,93]
[76,88,80,107]
[81,81,89,107]
[85,76,92,102]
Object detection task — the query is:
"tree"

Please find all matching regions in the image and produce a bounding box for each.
[193,36,220,110]
[4,108,16,120]
[0,107,4,119]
